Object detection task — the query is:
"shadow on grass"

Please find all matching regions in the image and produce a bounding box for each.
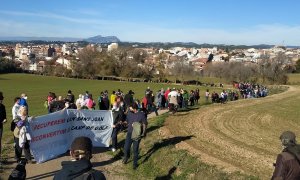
[141,136,194,164]
[154,166,177,180]
[92,150,124,168]
[177,107,199,112]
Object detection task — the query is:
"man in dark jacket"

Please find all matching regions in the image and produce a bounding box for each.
[0,92,7,166]
[124,90,134,109]
[66,90,75,104]
[54,137,106,180]
[123,103,147,169]
[272,131,300,180]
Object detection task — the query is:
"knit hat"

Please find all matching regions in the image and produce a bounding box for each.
[280,131,296,146]
[71,136,93,153]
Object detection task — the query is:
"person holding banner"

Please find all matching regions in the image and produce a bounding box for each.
[123,103,148,170]
[54,136,106,180]
[111,96,126,152]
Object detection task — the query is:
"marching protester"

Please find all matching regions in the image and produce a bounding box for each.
[205,89,210,103]
[124,90,134,110]
[85,94,96,110]
[66,90,75,104]
[13,106,32,163]
[189,90,195,106]
[46,92,56,113]
[110,91,116,109]
[19,93,28,110]
[195,88,200,104]
[100,91,110,110]
[76,94,84,110]
[123,103,148,170]
[49,96,65,113]
[0,92,7,167]
[168,88,178,114]
[164,88,170,108]
[12,97,21,120]
[182,90,189,109]
[111,96,126,152]
[272,131,300,180]
[54,136,106,180]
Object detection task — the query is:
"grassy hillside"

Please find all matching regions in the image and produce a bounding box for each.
[166,85,300,179]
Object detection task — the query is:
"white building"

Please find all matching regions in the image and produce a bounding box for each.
[56,57,72,69]
[108,43,118,52]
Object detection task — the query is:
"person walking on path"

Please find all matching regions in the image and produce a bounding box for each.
[123,103,148,169]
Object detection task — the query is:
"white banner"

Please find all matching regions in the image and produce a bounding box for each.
[29,109,113,163]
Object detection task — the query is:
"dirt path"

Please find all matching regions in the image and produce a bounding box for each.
[163,86,300,179]
[1,110,168,180]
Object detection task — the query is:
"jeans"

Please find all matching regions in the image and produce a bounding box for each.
[111,126,120,149]
[14,137,31,161]
[123,132,140,167]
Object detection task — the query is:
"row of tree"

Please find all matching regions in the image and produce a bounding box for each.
[0,58,22,73]
[2,46,300,85]
[204,52,294,84]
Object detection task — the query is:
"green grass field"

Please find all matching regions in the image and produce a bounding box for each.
[288,73,300,85]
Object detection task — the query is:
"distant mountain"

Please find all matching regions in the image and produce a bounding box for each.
[0,36,82,42]
[0,35,120,43]
[84,35,120,44]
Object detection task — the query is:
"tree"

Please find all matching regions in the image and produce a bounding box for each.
[295,59,300,73]
[171,56,194,83]
[258,52,289,84]
[77,47,101,79]
[0,58,20,73]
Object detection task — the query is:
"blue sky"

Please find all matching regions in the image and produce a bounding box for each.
[0,0,300,45]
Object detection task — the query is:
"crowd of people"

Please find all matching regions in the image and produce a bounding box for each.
[1,81,299,180]
[236,82,269,99]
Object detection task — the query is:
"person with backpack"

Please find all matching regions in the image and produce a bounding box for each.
[123,103,148,170]
[13,106,32,163]
[54,136,106,180]
[272,131,300,180]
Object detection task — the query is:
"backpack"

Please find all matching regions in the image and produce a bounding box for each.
[132,122,142,141]
[8,160,27,180]
[14,126,21,138]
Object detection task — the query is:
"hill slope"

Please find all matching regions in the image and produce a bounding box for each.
[165,85,300,179]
